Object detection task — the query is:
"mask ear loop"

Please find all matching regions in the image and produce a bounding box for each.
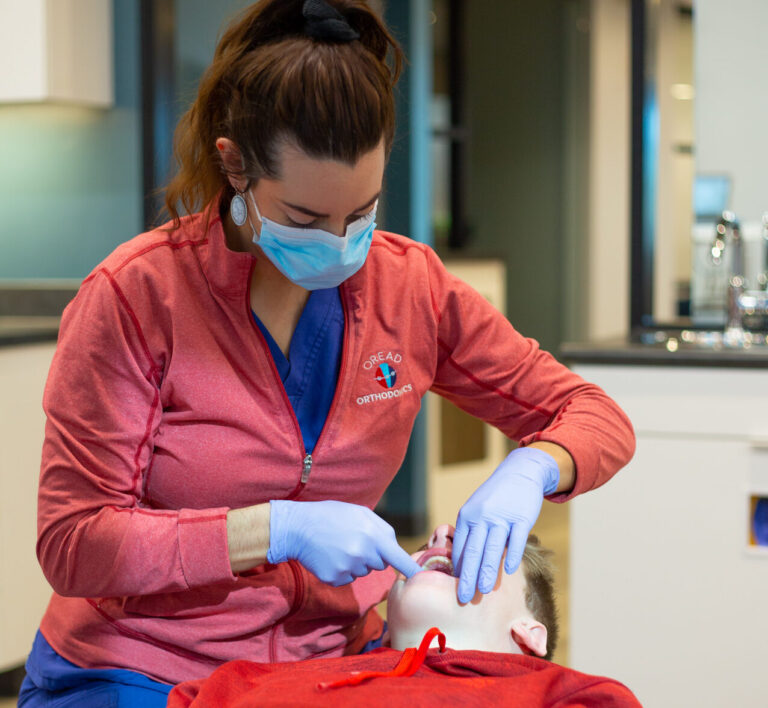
[245,190,264,243]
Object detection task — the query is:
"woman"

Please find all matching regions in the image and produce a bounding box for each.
[20,0,635,704]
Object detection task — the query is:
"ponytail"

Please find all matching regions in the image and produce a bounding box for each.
[163,0,403,228]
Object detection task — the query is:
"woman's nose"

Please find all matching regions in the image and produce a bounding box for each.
[323,219,348,237]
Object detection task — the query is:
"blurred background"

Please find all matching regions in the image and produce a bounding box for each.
[1,1,767,706]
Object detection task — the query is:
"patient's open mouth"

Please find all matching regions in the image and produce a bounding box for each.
[417,547,454,576]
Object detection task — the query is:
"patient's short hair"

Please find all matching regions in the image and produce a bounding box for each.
[521,535,558,661]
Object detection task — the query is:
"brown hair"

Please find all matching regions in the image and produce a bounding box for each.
[521,534,559,662]
[163,0,403,228]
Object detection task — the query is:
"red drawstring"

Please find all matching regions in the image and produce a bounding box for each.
[317,627,446,690]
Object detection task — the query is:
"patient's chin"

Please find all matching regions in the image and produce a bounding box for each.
[387,571,460,635]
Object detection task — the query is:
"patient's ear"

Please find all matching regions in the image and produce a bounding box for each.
[510,618,548,658]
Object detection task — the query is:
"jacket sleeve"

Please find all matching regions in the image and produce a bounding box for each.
[424,247,635,502]
[36,268,236,598]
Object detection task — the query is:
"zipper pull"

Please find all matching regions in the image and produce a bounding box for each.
[301,454,313,484]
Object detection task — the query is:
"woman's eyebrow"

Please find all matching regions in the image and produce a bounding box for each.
[280,192,381,218]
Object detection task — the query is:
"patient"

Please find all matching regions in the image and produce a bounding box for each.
[387,523,557,659]
[168,525,641,706]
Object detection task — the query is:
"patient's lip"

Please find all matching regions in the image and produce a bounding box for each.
[417,546,452,567]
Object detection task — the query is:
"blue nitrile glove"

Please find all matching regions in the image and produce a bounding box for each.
[268,500,423,586]
[453,447,560,604]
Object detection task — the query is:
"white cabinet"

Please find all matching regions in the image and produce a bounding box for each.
[0,0,113,106]
[570,364,768,708]
[0,342,56,670]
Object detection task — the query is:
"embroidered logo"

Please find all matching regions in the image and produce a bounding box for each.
[375,363,397,389]
[357,349,413,406]
[356,383,414,406]
[362,351,402,371]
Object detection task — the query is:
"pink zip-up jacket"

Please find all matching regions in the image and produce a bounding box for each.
[36,201,635,685]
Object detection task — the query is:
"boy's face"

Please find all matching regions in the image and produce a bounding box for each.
[387,524,547,656]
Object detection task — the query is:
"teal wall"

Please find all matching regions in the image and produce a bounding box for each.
[463,1,564,355]
[175,0,253,114]
[0,0,142,280]
[459,0,590,353]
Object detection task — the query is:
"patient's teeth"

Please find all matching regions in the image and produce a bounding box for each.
[423,555,454,574]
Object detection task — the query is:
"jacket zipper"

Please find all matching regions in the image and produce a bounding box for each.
[301,453,312,484]
[245,263,306,475]
[245,265,353,661]
[245,265,353,495]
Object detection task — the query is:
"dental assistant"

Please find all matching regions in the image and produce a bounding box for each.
[21,0,635,705]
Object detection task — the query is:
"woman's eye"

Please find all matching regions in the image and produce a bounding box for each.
[286,216,316,228]
[285,213,369,229]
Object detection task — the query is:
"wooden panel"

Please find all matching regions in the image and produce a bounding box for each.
[439,398,486,465]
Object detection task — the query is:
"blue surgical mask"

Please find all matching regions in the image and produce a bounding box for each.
[248,192,377,290]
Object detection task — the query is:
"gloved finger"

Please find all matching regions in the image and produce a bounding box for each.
[315,569,355,586]
[478,525,510,594]
[329,571,356,586]
[367,554,388,572]
[350,555,374,578]
[380,541,423,579]
[504,522,530,575]
[452,516,470,578]
[457,525,488,604]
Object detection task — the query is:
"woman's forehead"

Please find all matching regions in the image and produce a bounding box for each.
[267,140,385,205]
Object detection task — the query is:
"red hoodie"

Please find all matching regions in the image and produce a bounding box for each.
[167,629,642,707]
[35,199,635,685]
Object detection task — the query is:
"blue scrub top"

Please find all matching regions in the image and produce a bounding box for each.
[251,286,344,454]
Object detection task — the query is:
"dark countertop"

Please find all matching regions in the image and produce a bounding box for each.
[0,282,77,347]
[3,279,768,368]
[562,338,768,368]
[0,317,61,347]
[5,322,768,367]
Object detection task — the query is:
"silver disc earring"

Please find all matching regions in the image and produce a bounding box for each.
[230,192,248,226]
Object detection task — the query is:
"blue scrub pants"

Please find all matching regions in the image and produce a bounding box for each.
[18,631,172,707]
[19,621,387,706]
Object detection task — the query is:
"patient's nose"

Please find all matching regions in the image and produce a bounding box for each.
[428,524,455,549]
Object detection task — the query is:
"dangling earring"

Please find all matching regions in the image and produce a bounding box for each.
[230,190,248,227]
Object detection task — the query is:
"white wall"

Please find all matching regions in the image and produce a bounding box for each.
[0,343,56,670]
[587,0,631,340]
[654,0,695,322]
[695,0,768,224]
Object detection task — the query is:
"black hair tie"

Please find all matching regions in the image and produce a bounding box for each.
[302,0,360,42]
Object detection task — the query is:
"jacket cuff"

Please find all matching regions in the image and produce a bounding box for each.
[518,433,594,503]
[177,507,236,588]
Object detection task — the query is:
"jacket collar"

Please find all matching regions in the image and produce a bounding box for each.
[200,194,258,299]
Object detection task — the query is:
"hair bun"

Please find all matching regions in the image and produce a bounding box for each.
[302,0,360,42]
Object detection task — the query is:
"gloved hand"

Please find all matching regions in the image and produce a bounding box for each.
[268,500,423,586]
[453,447,560,603]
